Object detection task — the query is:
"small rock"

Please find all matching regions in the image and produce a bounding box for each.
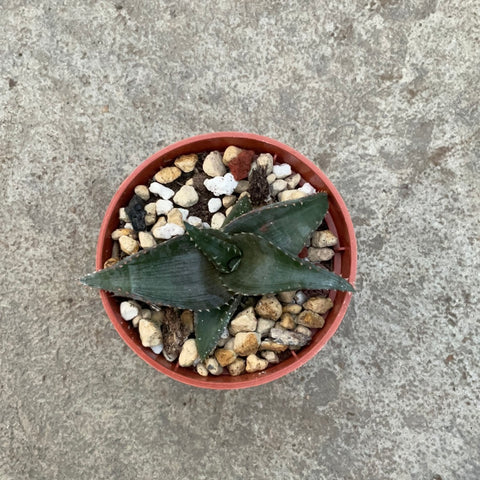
[134,185,150,201]
[187,216,202,227]
[167,208,185,227]
[278,190,308,201]
[295,325,313,337]
[152,223,184,240]
[205,357,223,375]
[255,295,283,321]
[141,309,152,319]
[295,291,308,304]
[163,350,178,362]
[119,207,130,223]
[246,354,269,373]
[229,150,255,180]
[204,173,238,196]
[104,257,118,268]
[233,332,261,356]
[259,340,288,352]
[308,247,335,262]
[312,230,338,248]
[227,358,246,376]
[222,145,243,166]
[154,166,182,184]
[271,179,287,196]
[256,318,276,336]
[270,327,310,348]
[111,228,134,241]
[256,153,274,174]
[180,310,194,335]
[120,301,139,321]
[303,296,334,314]
[149,182,175,200]
[138,231,156,249]
[124,222,134,230]
[156,199,174,215]
[298,182,317,195]
[224,337,235,351]
[203,151,226,177]
[139,318,163,347]
[174,153,198,173]
[282,304,303,314]
[234,180,250,193]
[211,212,226,229]
[208,197,222,213]
[151,217,167,238]
[151,344,163,354]
[272,163,292,179]
[222,195,236,208]
[119,235,139,255]
[279,312,296,330]
[196,363,209,377]
[297,310,325,328]
[229,306,257,335]
[144,202,157,215]
[185,178,194,186]
[178,339,199,367]
[173,185,199,208]
[178,208,189,220]
[225,206,233,217]
[285,173,301,189]
[277,290,296,303]
[215,348,237,367]
[266,173,277,184]
[260,350,280,364]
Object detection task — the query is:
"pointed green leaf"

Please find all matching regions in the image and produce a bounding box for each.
[80,235,233,310]
[221,195,253,227]
[195,296,242,359]
[185,223,242,273]
[220,232,354,295]
[224,192,329,255]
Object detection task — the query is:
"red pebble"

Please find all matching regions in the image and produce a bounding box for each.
[229,150,255,180]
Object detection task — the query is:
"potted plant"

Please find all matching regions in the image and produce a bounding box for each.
[81,132,357,389]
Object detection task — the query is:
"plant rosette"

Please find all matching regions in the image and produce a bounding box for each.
[81,132,357,389]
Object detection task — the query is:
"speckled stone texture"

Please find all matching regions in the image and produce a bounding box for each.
[1,1,479,479]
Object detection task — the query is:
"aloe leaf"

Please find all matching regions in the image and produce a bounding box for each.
[224,192,329,255]
[220,232,354,294]
[80,235,233,310]
[195,296,242,359]
[184,223,242,273]
[221,195,253,227]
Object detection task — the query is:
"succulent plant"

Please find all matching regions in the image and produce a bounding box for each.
[81,192,354,359]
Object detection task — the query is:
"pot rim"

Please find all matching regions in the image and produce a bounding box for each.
[96,132,357,389]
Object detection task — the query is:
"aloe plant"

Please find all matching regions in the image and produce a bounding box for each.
[81,192,354,358]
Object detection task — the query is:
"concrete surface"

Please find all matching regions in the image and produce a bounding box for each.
[1,1,479,479]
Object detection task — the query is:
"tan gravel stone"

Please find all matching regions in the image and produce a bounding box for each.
[297,310,325,328]
[246,354,269,373]
[227,358,246,376]
[154,166,182,184]
[312,230,338,248]
[233,332,261,356]
[174,153,198,173]
[255,295,283,321]
[303,296,334,314]
[119,235,139,255]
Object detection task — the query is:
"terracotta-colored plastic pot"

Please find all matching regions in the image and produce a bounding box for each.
[96,132,357,389]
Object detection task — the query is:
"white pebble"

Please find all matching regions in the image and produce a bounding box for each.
[119,207,130,223]
[208,197,222,213]
[272,163,292,179]
[187,216,202,227]
[152,223,184,240]
[151,344,163,354]
[271,179,287,196]
[204,173,238,196]
[211,212,226,229]
[202,222,211,229]
[123,222,133,230]
[155,199,174,215]
[299,182,317,195]
[177,208,189,220]
[149,182,175,200]
[120,301,139,321]
[266,173,277,184]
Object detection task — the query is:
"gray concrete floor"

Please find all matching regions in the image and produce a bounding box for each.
[1,1,479,479]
